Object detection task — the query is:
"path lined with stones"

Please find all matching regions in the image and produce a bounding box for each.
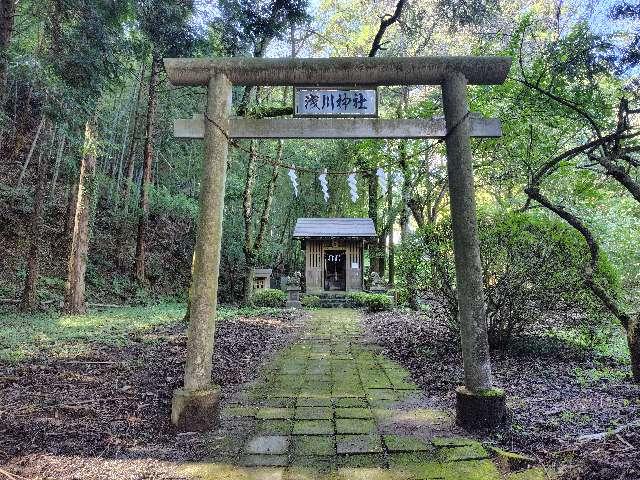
[180,309,543,480]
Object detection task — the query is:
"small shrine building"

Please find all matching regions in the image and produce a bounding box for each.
[292,218,377,294]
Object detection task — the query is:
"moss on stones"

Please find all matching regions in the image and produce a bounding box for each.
[441,459,501,480]
[432,437,477,447]
[297,397,333,407]
[293,419,334,435]
[335,418,376,434]
[222,406,257,418]
[488,446,536,470]
[383,435,432,452]
[335,397,367,408]
[256,407,294,420]
[295,406,333,420]
[438,443,489,462]
[335,407,373,419]
[257,419,293,435]
[336,434,383,454]
[337,454,386,468]
[388,452,441,478]
[293,435,336,456]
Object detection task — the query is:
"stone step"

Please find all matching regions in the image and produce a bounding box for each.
[318,298,349,308]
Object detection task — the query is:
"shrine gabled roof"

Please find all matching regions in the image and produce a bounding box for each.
[293,218,376,239]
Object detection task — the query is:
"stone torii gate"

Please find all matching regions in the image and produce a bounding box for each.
[165,56,511,431]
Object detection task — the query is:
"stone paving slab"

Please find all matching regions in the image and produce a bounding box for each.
[335,407,373,419]
[336,434,384,454]
[295,406,333,420]
[293,419,334,435]
[335,418,377,434]
[244,435,290,455]
[183,309,516,480]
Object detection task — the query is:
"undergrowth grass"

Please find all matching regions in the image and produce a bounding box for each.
[0,303,282,362]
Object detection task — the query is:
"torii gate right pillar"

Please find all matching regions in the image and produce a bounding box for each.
[442,71,506,428]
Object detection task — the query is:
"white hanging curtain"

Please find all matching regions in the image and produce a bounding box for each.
[288,165,298,197]
[347,168,358,203]
[318,168,329,202]
[376,166,388,195]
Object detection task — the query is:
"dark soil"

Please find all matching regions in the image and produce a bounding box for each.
[362,310,640,480]
[0,309,303,479]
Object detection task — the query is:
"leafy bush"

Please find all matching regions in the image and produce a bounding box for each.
[301,295,321,308]
[387,288,409,307]
[252,288,286,308]
[347,292,393,312]
[364,293,393,312]
[396,209,619,348]
[346,292,369,308]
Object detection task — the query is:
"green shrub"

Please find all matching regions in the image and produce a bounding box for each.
[301,295,321,308]
[346,292,369,308]
[347,292,393,312]
[252,288,286,307]
[396,209,620,348]
[364,293,393,312]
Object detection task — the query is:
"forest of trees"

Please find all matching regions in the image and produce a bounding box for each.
[1,1,640,479]
[0,2,638,355]
[2,0,638,367]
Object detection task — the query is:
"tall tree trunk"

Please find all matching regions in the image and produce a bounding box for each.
[64,120,97,314]
[115,64,145,272]
[242,140,259,304]
[0,0,15,99]
[242,141,282,304]
[16,115,45,189]
[629,317,640,382]
[368,170,382,274]
[120,61,146,212]
[20,147,48,311]
[398,139,412,240]
[63,178,78,255]
[133,54,160,284]
[113,91,135,204]
[49,132,65,202]
[387,169,395,286]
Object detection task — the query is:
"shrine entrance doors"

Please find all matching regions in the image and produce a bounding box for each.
[324,250,346,291]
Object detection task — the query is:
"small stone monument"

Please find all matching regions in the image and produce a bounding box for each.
[252,268,272,291]
[369,271,387,294]
[286,271,302,308]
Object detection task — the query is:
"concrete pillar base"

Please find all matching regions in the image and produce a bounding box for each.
[455,385,506,430]
[171,386,221,432]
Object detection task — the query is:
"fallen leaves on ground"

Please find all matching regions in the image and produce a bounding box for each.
[362,310,640,480]
[0,309,303,479]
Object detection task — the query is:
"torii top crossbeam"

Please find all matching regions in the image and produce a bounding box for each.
[164,56,511,86]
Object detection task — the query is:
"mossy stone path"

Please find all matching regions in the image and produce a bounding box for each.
[179,309,530,480]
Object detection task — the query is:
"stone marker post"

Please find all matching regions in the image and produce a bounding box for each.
[171,74,232,431]
[442,71,506,428]
[286,271,302,308]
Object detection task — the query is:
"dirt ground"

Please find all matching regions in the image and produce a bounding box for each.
[362,310,640,480]
[0,309,304,479]
[3,306,638,479]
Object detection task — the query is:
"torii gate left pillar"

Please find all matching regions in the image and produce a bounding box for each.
[170,73,231,430]
[165,56,511,432]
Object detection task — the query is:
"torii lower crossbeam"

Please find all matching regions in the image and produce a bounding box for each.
[174,115,502,140]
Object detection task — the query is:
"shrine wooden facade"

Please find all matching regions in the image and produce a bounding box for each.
[293,218,377,294]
